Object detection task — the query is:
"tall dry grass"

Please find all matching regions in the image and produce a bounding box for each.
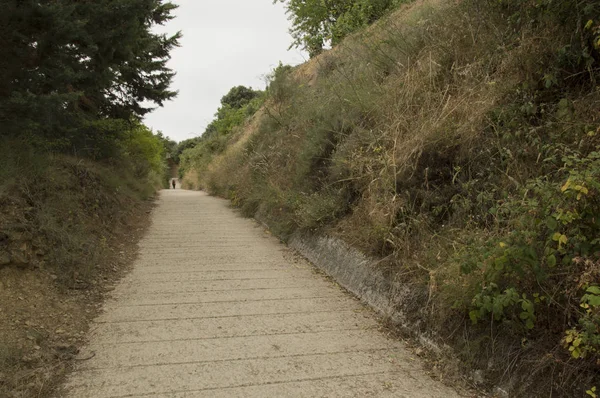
[193,0,600,395]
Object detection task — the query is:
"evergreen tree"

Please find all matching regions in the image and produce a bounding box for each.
[0,0,180,155]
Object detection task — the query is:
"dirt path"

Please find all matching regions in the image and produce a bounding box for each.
[60,190,463,397]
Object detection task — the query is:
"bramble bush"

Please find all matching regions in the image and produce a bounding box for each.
[463,149,600,341]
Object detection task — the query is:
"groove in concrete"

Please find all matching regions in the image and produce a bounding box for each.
[62,190,462,398]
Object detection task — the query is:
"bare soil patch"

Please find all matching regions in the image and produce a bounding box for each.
[0,198,154,398]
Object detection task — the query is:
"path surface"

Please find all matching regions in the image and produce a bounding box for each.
[63,190,462,398]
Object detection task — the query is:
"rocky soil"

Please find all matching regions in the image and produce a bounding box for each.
[0,195,153,398]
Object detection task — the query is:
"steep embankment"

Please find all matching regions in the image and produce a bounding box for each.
[0,150,158,398]
[185,0,600,396]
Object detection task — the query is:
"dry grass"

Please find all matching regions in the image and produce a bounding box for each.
[181,169,201,190]
[0,147,158,397]
[190,0,600,395]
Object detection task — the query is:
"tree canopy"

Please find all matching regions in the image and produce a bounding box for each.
[275,0,404,56]
[202,86,263,140]
[0,0,180,156]
[220,86,261,110]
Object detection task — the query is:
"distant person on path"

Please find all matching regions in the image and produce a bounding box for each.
[171,179,176,189]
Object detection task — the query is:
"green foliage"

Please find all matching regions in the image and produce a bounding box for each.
[204,86,264,140]
[208,106,251,139]
[178,86,265,184]
[469,288,537,330]
[496,0,600,79]
[448,4,600,366]
[119,122,166,178]
[563,285,600,359]
[460,144,600,350]
[0,0,180,156]
[171,137,201,164]
[333,0,404,41]
[275,0,407,56]
[220,85,261,109]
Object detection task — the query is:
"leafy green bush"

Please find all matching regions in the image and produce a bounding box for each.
[565,285,600,359]
[179,86,265,187]
[119,122,166,179]
[462,150,600,332]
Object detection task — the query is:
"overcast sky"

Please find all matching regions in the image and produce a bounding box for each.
[143,1,307,143]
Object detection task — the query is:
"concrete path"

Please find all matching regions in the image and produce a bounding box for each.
[62,190,462,398]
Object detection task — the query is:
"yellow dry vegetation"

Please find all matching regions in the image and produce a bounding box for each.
[186,0,600,395]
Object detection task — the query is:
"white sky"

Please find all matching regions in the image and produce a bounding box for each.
[143,1,307,143]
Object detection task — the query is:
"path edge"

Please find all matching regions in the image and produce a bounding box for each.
[252,219,478,396]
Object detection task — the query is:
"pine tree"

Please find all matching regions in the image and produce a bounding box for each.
[0,0,180,154]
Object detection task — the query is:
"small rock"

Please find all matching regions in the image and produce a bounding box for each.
[11,251,30,266]
[22,351,42,363]
[472,369,485,385]
[0,251,10,266]
[493,386,510,398]
[54,343,78,353]
[26,328,46,343]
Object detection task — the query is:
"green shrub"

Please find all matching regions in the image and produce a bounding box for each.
[179,87,265,187]
[119,122,166,178]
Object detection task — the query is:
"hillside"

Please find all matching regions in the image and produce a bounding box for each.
[0,146,164,397]
[182,0,600,396]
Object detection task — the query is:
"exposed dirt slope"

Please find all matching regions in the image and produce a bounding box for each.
[0,156,156,398]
